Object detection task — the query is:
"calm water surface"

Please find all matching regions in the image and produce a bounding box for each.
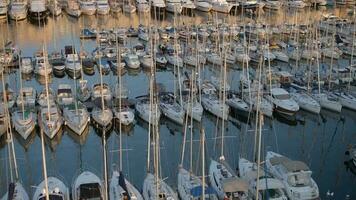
[0,7,356,200]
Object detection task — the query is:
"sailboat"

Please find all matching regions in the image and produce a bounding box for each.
[200,81,229,120]
[8,0,28,21]
[63,101,90,135]
[159,92,185,125]
[48,0,62,16]
[72,171,104,200]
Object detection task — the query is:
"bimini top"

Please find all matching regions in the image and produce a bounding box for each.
[190,186,216,197]
[270,156,310,172]
[222,177,248,193]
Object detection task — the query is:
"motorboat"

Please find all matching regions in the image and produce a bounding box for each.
[166,0,182,14]
[136,0,150,13]
[181,0,196,13]
[16,87,36,108]
[91,103,113,130]
[1,182,29,200]
[8,0,28,21]
[12,109,36,140]
[265,151,320,200]
[57,84,74,106]
[209,0,232,13]
[65,53,82,79]
[290,91,321,114]
[28,0,49,21]
[0,0,7,19]
[0,86,16,109]
[150,0,166,14]
[96,0,110,15]
[159,92,185,125]
[91,83,112,101]
[226,92,250,116]
[267,88,299,116]
[135,95,161,125]
[113,100,135,126]
[181,93,203,122]
[48,0,62,16]
[124,53,141,70]
[262,0,281,10]
[238,158,288,200]
[78,79,91,102]
[38,103,63,139]
[33,177,70,200]
[72,171,104,200]
[66,0,81,17]
[109,171,143,200]
[209,159,249,199]
[195,0,212,12]
[142,173,178,200]
[63,101,90,135]
[200,81,229,120]
[20,57,33,74]
[79,0,96,15]
[178,167,218,200]
[34,50,52,76]
[286,0,306,8]
[312,92,342,113]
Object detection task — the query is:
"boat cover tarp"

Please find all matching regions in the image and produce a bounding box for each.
[270,156,309,172]
[190,186,216,197]
[222,177,248,193]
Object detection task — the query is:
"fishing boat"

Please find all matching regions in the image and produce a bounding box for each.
[72,171,104,200]
[66,0,81,17]
[159,92,185,125]
[34,50,52,76]
[65,53,82,79]
[38,103,63,139]
[1,182,29,200]
[96,0,110,15]
[28,0,48,21]
[63,101,90,135]
[290,91,321,114]
[267,88,299,116]
[48,0,62,16]
[200,81,229,120]
[79,0,96,15]
[166,0,183,13]
[209,159,249,199]
[33,177,70,200]
[110,171,144,200]
[57,84,74,106]
[91,83,112,101]
[135,95,161,125]
[265,151,320,200]
[20,57,33,74]
[8,0,28,21]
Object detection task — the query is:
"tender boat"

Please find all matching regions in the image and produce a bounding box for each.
[8,0,28,21]
[33,177,70,200]
[38,103,63,139]
[72,171,104,200]
[267,88,299,116]
[28,0,48,21]
[265,151,320,200]
[209,159,249,199]
[79,0,96,15]
[63,101,90,135]
[96,0,110,15]
[159,92,185,125]
[238,158,288,200]
[142,173,178,200]
[109,171,144,200]
[135,95,161,125]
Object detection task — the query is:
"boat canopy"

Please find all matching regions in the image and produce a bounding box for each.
[222,177,248,193]
[190,186,216,197]
[270,156,310,172]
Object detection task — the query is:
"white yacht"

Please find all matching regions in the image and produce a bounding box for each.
[57,84,74,106]
[91,83,112,101]
[65,53,82,79]
[267,88,299,116]
[20,57,33,74]
[135,95,161,125]
[209,159,249,199]
[38,88,55,107]
[181,93,203,122]
[1,182,29,200]
[312,92,342,113]
[195,0,212,12]
[124,53,141,69]
[209,0,232,13]
[266,151,320,200]
[200,81,229,120]
[38,103,63,139]
[238,158,288,200]
[28,0,48,21]
[142,173,178,200]
[33,177,70,200]
[8,1,28,21]
[72,171,104,200]
[16,87,36,108]
[0,0,7,19]
[34,50,52,76]
[290,91,321,114]
[96,0,110,14]
[159,93,185,125]
[79,0,96,15]
[166,0,183,13]
[226,92,250,115]
[331,92,356,111]
[63,101,90,135]
[12,109,36,140]
[91,104,113,130]
[110,171,144,200]
[66,0,81,17]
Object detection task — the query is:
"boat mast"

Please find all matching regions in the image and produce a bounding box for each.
[201,128,205,200]
[348,12,355,91]
[18,52,25,120]
[116,31,123,172]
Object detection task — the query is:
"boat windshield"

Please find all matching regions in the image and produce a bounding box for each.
[287,173,311,187]
[273,94,290,100]
[39,194,64,200]
[260,188,283,199]
[79,183,102,200]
